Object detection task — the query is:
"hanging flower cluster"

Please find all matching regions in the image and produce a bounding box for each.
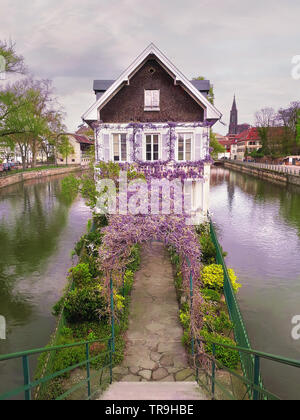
[99,214,202,295]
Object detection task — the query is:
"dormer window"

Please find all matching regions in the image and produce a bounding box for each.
[144,90,160,111]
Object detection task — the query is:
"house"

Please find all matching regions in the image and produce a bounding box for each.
[215,134,231,159]
[231,127,261,161]
[57,134,94,166]
[82,43,222,218]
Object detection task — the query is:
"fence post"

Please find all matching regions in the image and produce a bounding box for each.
[212,344,216,400]
[110,272,115,353]
[22,355,31,401]
[109,339,113,384]
[86,343,91,399]
[253,355,260,400]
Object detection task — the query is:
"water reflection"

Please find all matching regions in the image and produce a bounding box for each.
[0,175,90,396]
[210,167,300,400]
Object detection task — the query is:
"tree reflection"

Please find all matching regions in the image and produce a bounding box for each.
[0,176,77,326]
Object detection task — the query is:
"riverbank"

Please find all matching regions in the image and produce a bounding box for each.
[224,160,300,186]
[0,165,84,189]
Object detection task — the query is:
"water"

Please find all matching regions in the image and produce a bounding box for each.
[210,167,300,400]
[0,174,90,397]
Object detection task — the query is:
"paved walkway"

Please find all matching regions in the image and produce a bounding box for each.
[112,242,194,382]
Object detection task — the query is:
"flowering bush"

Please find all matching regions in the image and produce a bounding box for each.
[201,264,241,293]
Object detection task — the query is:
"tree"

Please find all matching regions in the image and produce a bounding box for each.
[255,107,276,155]
[192,76,214,105]
[210,131,225,159]
[57,136,74,165]
[0,40,26,75]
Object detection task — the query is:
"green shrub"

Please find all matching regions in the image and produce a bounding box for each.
[201,264,241,293]
[212,311,233,333]
[179,309,190,330]
[69,263,92,288]
[64,287,106,323]
[201,288,221,302]
[201,330,239,370]
[52,296,65,316]
[123,270,134,295]
[126,244,141,272]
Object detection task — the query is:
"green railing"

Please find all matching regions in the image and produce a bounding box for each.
[0,337,113,401]
[195,337,300,400]
[209,217,258,395]
[207,217,300,399]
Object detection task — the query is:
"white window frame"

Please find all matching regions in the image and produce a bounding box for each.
[176,132,193,162]
[144,89,160,111]
[112,133,127,162]
[144,133,161,161]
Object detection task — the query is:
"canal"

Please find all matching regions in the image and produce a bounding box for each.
[210,167,300,400]
[0,168,299,399]
[0,174,90,397]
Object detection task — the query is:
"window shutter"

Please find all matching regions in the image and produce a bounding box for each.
[152,90,160,107]
[103,134,110,161]
[144,91,152,107]
[194,133,202,160]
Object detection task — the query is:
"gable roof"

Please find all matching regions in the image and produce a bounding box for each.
[69,134,94,145]
[236,127,259,142]
[82,43,222,122]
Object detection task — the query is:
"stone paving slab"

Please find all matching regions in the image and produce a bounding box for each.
[100,382,207,400]
[114,242,191,383]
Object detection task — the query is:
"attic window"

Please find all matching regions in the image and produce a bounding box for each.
[144,90,160,111]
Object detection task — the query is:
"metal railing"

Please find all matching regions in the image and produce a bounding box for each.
[0,337,113,401]
[195,337,300,400]
[209,218,260,396]
[226,160,300,176]
[207,218,300,399]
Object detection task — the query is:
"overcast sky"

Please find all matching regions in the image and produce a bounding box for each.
[1,0,300,134]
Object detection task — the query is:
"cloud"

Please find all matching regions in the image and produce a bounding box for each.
[1,0,300,132]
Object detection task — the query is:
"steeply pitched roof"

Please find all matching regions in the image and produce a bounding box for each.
[235,127,259,142]
[83,43,221,122]
[69,134,94,145]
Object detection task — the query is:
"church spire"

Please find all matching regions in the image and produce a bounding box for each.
[228,95,238,135]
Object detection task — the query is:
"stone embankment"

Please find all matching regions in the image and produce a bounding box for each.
[224,161,300,186]
[0,166,83,189]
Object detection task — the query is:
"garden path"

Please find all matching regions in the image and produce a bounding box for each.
[112,241,195,382]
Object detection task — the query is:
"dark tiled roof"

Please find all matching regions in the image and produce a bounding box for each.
[190,79,210,92]
[93,80,115,92]
[70,134,94,145]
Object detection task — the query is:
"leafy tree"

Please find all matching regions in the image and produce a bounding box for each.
[255,107,276,155]
[210,131,225,159]
[57,136,74,165]
[0,40,26,75]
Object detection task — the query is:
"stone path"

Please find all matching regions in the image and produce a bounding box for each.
[112,242,194,383]
[101,381,207,400]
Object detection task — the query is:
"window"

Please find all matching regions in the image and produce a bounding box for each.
[146,134,159,161]
[113,134,127,161]
[144,90,160,111]
[178,133,192,161]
